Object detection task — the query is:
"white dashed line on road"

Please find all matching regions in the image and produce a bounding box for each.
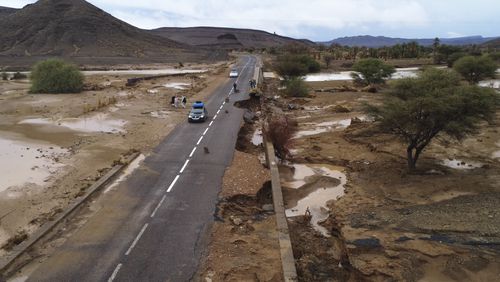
[203,128,209,136]
[213,114,218,120]
[108,263,122,282]
[167,175,180,193]
[179,160,190,174]
[125,223,149,256]
[196,136,203,145]
[209,121,214,127]
[151,195,167,218]
[189,147,197,158]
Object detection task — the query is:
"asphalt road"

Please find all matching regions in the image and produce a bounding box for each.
[26,55,256,282]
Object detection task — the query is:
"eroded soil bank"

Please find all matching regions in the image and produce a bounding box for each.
[198,95,283,281]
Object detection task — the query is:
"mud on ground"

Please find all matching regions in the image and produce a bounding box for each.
[0,61,232,258]
[266,78,500,281]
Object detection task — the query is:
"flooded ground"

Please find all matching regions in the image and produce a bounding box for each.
[0,132,67,194]
[281,164,346,236]
[164,82,191,90]
[294,118,352,138]
[251,128,263,146]
[304,67,420,82]
[275,76,500,281]
[19,113,127,134]
[305,67,499,88]
[478,79,500,89]
[0,61,229,256]
[441,158,483,170]
[7,69,207,77]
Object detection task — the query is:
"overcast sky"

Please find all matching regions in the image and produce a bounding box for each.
[2,0,499,41]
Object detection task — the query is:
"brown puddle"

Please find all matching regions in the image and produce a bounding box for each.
[280,164,346,236]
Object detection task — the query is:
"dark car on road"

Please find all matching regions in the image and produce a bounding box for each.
[188,101,208,122]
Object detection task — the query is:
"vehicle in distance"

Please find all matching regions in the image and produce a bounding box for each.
[229,69,238,78]
[188,101,208,122]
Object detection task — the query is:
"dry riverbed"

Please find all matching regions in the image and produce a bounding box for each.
[0,61,231,258]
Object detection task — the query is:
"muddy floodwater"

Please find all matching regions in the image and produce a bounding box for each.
[6,69,206,77]
[281,164,346,236]
[251,128,263,146]
[294,119,352,138]
[441,158,483,170]
[304,67,420,82]
[19,113,127,133]
[305,68,499,88]
[164,82,191,90]
[0,132,67,194]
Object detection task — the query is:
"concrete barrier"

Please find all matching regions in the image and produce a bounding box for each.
[264,141,298,282]
[0,152,141,275]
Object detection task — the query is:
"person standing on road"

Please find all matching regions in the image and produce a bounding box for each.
[233,82,237,92]
[171,96,176,107]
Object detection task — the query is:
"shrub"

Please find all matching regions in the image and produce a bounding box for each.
[30,59,84,93]
[486,52,500,62]
[446,52,467,68]
[453,55,497,84]
[351,58,395,86]
[265,116,297,160]
[283,77,309,97]
[275,54,320,79]
[12,72,27,80]
[1,72,8,80]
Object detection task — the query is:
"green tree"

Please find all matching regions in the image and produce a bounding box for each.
[351,58,395,85]
[275,54,320,80]
[30,59,84,93]
[1,72,8,80]
[366,68,499,171]
[432,37,440,64]
[453,55,498,84]
[486,52,500,62]
[446,52,467,68]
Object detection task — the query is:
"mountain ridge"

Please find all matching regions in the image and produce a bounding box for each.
[322,35,498,47]
[0,0,205,62]
[150,26,314,49]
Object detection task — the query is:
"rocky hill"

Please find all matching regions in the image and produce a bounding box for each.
[0,6,18,16]
[150,27,314,49]
[483,37,500,48]
[324,35,498,47]
[0,0,212,65]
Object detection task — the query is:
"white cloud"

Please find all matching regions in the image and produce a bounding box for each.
[0,0,35,8]
[92,0,430,38]
[3,0,499,39]
[446,31,464,38]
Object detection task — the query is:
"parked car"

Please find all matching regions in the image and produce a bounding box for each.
[188,101,208,122]
[229,69,238,78]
